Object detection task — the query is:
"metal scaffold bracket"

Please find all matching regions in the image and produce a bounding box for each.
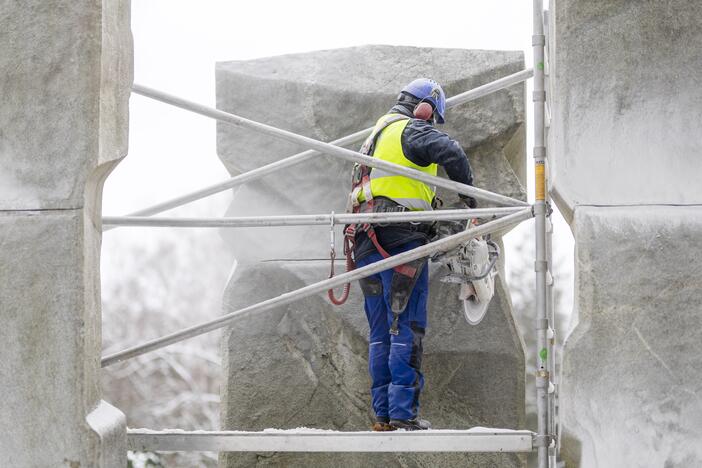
[532,34,546,46]
[534,260,548,272]
[532,434,553,448]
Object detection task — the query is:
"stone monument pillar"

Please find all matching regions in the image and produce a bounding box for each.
[216,45,528,467]
[0,1,132,466]
[549,2,702,466]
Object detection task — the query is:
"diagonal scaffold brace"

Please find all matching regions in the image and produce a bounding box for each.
[102,69,533,231]
[101,207,534,367]
[129,84,527,206]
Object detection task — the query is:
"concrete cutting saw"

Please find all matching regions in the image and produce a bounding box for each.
[431,220,500,326]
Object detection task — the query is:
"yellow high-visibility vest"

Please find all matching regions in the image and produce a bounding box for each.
[357,113,437,211]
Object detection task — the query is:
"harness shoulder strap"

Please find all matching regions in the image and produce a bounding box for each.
[349,114,410,211]
[360,114,410,156]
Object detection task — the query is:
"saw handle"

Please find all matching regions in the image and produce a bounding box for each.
[464,240,500,281]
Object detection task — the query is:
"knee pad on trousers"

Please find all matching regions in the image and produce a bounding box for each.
[409,322,425,370]
[390,259,426,314]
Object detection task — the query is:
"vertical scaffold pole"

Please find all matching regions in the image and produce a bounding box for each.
[533,0,550,467]
[542,9,558,467]
[546,217,558,467]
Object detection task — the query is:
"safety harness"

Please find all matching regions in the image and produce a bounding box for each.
[327,114,419,307]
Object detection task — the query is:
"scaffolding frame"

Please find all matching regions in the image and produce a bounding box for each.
[106,2,555,465]
[102,208,534,367]
[103,68,532,229]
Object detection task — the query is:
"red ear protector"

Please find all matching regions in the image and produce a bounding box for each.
[413,101,434,121]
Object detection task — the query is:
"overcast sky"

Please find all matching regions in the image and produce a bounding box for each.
[105,0,538,214]
[102,0,573,316]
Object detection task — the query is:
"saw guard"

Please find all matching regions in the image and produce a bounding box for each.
[459,269,496,325]
[433,230,499,326]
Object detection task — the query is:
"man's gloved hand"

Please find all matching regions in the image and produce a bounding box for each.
[459,195,478,209]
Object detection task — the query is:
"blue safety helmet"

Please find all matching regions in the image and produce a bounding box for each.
[400,78,447,124]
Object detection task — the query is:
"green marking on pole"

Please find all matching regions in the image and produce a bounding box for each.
[539,348,548,362]
[537,62,544,70]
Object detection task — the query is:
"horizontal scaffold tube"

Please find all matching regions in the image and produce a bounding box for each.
[101,208,533,367]
[103,207,523,228]
[112,69,532,227]
[126,429,536,453]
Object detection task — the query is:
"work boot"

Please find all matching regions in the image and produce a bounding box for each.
[372,421,395,431]
[371,417,395,432]
[390,417,432,431]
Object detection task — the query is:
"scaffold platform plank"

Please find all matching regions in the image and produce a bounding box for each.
[127,428,535,453]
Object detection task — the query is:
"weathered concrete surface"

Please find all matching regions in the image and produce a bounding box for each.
[220,261,525,468]
[0,1,132,210]
[87,401,129,467]
[0,0,132,466]
[216,46,527,467]
[216,45,526,262]
[549,2,702,466]
[548,0,702,222]
[560,207,702,468]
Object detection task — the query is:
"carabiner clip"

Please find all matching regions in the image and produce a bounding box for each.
[329,211,336,254]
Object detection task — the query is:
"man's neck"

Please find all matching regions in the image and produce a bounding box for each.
[389,103,414,117]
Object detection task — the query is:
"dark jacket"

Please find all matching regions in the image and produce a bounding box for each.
[354,104,474,261]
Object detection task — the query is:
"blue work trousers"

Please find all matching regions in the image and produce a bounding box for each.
[356,240,428,421]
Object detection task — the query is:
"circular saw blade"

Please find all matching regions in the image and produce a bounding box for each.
[463,297,490,325]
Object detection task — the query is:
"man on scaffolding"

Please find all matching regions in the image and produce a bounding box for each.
[346,78,475,431]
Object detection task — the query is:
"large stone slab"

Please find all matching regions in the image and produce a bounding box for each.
[0,0,131,210]
[216,45,526,262]
[560,206,702,467]
[0,1,132,466]
[548,2,702,466]
[0,211,126,466]
[0,211,88,465]
[220,260,525,468]
[548,0,702,222]
[216,46,527,467]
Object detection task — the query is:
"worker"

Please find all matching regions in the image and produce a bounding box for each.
[350,78,476,431]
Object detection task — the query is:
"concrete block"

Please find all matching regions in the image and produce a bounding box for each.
[87,400,128,468]
[0,0,132,210]
[0,211,102,466]
[215,45,526,262]
[548,0,702,221]
[220,260,525,468]
[560,206,702,467]
[0,1,132,466]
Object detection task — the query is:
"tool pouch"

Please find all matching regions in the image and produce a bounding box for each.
[389,258,426,335]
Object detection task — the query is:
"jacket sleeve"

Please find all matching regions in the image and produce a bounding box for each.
[401,119,474,188]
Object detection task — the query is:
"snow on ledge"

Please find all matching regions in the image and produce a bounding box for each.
[127,426,529,434]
